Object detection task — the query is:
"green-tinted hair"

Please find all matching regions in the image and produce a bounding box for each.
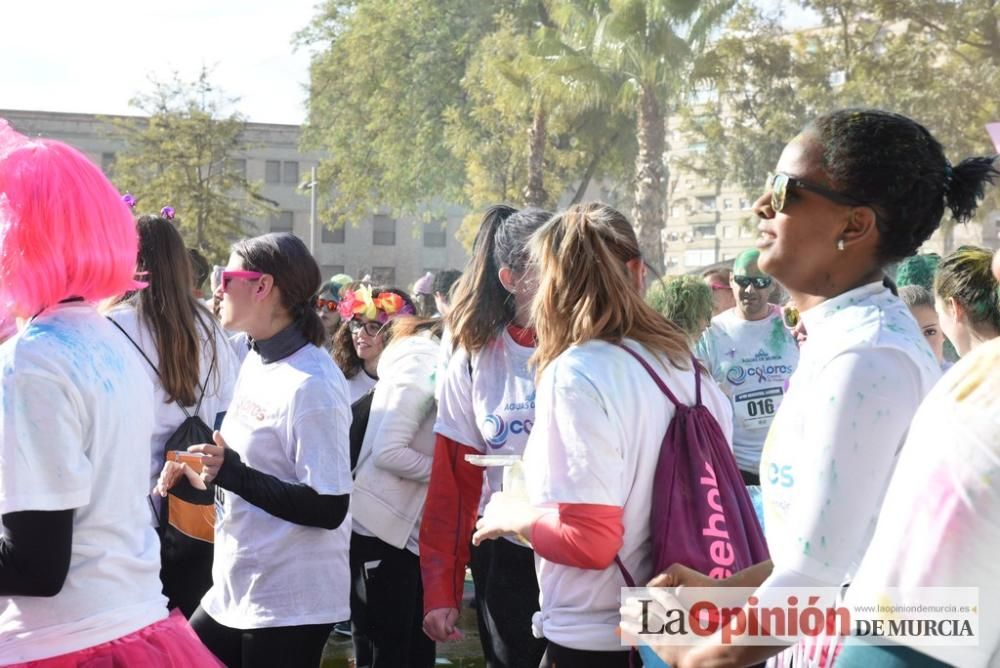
[895,253,940,291]
[934,246,1000,332]
[646,275,713,340]
[733,248,762,275]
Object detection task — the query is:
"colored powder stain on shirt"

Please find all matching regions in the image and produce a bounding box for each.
[767,317,789,356]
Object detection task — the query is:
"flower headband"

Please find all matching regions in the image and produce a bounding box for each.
[338,285,414,323]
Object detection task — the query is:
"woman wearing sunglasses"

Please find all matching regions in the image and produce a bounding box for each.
[332,286,411,404]
[157,232,353,668]
[634,109,998,668]
[314,273,354,341]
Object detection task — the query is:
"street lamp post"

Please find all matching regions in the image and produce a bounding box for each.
[299,166,318,255]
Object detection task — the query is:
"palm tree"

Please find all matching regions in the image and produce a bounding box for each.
[547,0,736,271]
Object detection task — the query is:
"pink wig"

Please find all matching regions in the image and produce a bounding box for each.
[0,119,142,318]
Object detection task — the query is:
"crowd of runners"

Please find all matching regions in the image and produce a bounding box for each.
[1,107,999,668]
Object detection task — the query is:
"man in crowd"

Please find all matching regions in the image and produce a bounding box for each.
[697,249,799,485]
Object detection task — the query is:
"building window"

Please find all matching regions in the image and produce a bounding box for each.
[283,161,299,185]
[101,152,116,174]
[696,196,716,212]
[723,198,734,210]
[740,224,753,238]
[684,249,716,268]
[371,266,396,286]
[423,224,447,248]
[372,214,396,246]
[322,265,346,279]
[270,211,294,233]
[265,160,281,184]
[722,226,733,239]
[739,197,752,210]
[322,223,345,244]
[229,158,247,179]
[693,224,716,239]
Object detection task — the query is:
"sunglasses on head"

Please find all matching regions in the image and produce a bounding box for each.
[315,297,338,312]
[221,270,263,291]
[348,318,384,337]
[733,275,773,290]
[766,172,869,213]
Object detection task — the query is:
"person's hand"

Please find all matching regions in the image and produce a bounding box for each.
[188,431,228,485]
[471,492,540,546]
[620,586,690,668]
[153,460,206,496]
[648,563,718,589]
[422,607,463,642]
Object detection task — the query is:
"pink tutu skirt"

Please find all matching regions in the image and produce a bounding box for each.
[8,609,223,668]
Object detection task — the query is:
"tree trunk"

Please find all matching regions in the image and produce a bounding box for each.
[523,104,548,208]
[632,85,666,274]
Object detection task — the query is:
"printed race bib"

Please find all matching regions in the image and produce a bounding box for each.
[733,386,783,429]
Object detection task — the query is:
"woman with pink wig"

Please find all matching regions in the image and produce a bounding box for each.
[0,120,221,666]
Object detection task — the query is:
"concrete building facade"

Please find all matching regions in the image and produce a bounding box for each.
[0,109,471,290]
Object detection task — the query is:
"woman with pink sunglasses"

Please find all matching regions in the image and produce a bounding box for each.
[156,233,353,667]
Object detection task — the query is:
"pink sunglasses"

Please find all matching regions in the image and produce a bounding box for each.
[221,270,263,291]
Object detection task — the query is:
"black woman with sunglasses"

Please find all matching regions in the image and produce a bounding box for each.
[629,109,998,668]
[696,247,799,487]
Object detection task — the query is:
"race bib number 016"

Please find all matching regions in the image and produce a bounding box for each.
[734,387,783,429]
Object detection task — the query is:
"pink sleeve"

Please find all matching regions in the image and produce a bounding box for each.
[530,503,624,570]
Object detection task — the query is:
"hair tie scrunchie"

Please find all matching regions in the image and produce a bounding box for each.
[122,192,137,209]
[160,206,176,220]
[943,161,955,187]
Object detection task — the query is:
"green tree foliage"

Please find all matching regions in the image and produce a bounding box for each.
[543,0,738,271]
[108,70,269,262]
[301,0,636,247]
[300,0,502,231]
[682,0,1000,246]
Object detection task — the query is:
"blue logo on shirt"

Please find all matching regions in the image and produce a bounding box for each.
[483,414,533,449]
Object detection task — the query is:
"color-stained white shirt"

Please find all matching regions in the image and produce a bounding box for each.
[847,338,1000,668]
[0,303,166,663]
[697,306,799,472]
[760,282,940,589]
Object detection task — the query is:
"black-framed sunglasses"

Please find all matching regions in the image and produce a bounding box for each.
[733,275,773,290]
[348,318,385,337]
[766,172,869,213]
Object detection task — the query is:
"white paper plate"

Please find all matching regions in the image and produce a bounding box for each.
[464,454,521,467]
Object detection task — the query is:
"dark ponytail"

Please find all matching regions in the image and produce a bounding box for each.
[946,156,1000,224]
[808,110,999,263]
[232,233,325,347]
[448,205,551,353]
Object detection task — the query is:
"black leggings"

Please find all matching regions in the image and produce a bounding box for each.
[189,606,333,668]
[469,537,547,668]
[349,532,435,668]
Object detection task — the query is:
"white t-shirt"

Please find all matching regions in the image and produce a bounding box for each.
[0,303,166,663]
[106,303,239,511]
[696,306,799,472]
[523,339,733,652]
[435,328,536,511]
[347,369,378,404]
[759,282,941,590]
[201,342,353,629]
[847,338,1000,668]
